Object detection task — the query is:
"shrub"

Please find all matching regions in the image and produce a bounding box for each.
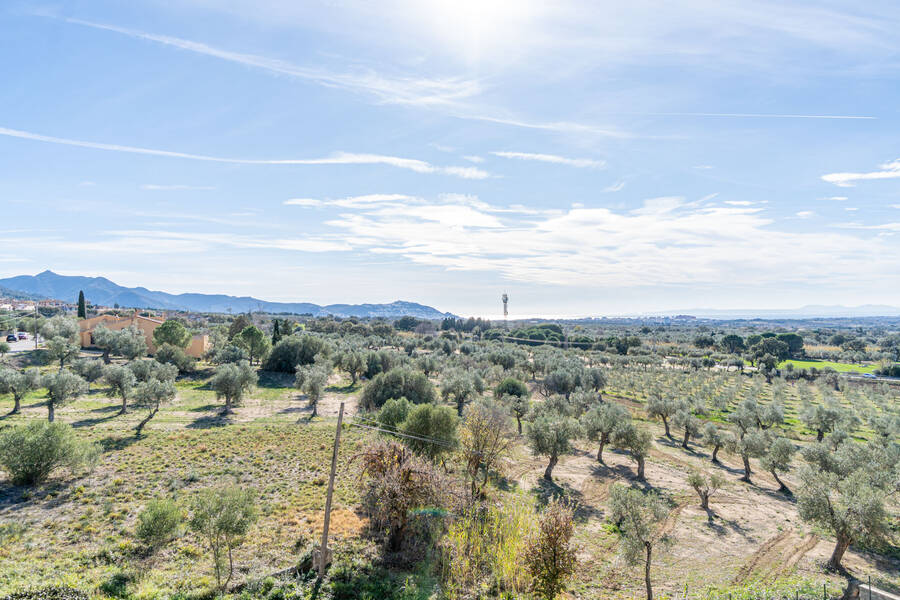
[190,485,258,589]
[378,397,411,430]
[495,377,528,398]
[360,367,435,411]
[136,498,183,550]
[0,421,99,485]
[357,440,443,553]
[155,343,195,373]
[1,587,89,600]
[97,571,133,599]
[400,403,458,461]
[263,335,329,373]
[524,500,578,600]
[442,493,537,597]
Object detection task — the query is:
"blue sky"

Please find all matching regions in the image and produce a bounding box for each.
[2,0,900,317]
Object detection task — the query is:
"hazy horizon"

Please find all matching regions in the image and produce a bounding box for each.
[4,1,900,316]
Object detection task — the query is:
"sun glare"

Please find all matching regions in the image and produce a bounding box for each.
[403,0,545,64]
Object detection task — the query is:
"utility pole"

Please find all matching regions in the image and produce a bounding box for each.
[33,303,38,350]
[319,402,344,578]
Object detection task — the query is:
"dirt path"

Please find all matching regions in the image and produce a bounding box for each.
[733,531,818,583]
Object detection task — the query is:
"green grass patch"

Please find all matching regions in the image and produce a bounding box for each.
[779,359,878,374]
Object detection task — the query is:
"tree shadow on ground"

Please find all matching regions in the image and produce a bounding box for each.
[257,371,294,389]
[530,477,604,522]
[98,434,140,452]
[325,383,358,394]
[188,403,220,413]
[701,506,755,540]
[187,412,232,429]
[71,412,119,428]
[90,404,120,414]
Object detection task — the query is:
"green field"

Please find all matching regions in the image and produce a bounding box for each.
[779,359,879,374]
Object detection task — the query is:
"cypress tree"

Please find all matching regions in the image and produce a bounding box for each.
[77,290,86,319]
[272,319,282,345]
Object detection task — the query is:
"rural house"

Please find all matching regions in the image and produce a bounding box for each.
[78,313,209,358]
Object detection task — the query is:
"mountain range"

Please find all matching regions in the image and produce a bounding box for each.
[0,271,455,319]
[654,305,900,319]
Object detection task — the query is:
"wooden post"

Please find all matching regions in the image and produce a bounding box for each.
[319,402,344,578]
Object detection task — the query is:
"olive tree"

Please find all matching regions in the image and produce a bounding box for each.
[797,441,897,570]
[581,401,630,464]
[687,470,724,510]
[115,325,148,361]
[613,422,654,481]
[296,364,329,417]
[760,437,796,494]
[646,396,678,438]
[189,485,258,589]
[797,466,889,571]
[701,423,730,464]
[726,429,769,484]
[496,377,530,434]
[801,398,854,442]
[0,367,40,414]
[337,350,366,385]
[608,485,670,600]
[104,364,137,415]
[42,369,87,422]
[442,368,478,416]
[43,329,80,371]
[133,377,177,438]
[210,360,257,413]
[672,407,701,450]
[72,359,104,391]
[526,407,582,481]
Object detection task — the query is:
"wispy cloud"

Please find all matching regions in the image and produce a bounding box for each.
[285,194,420,209]
[59,17,481,107]
[0,126,488,179]
[468,114,632,139]
[796,210,815,218]
[141,184,216,191]
[602,181,626,193]
[491,151,605,168]
[822,159,900,187]
[640,112,874,120]
[316,195,900,287]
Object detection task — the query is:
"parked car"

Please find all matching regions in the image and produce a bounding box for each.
[17,332,27,340]
[5,334,16,343]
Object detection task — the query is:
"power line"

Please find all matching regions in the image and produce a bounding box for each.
[348,420,458,449]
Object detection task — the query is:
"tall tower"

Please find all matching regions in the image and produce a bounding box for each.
[501,292,509,329]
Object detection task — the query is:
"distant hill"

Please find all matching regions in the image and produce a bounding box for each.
[0,285,47,301]
[655,305,900,319]
[0,271,455,319]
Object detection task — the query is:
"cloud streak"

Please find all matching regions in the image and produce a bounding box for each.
[141,184,216,190]
[60,17,481,107]
[822,159,900,187]
[491,151,605,168]
[316,195,900,287]
[0,126,489,179]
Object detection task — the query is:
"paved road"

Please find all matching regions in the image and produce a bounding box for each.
[3,337,40,353]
